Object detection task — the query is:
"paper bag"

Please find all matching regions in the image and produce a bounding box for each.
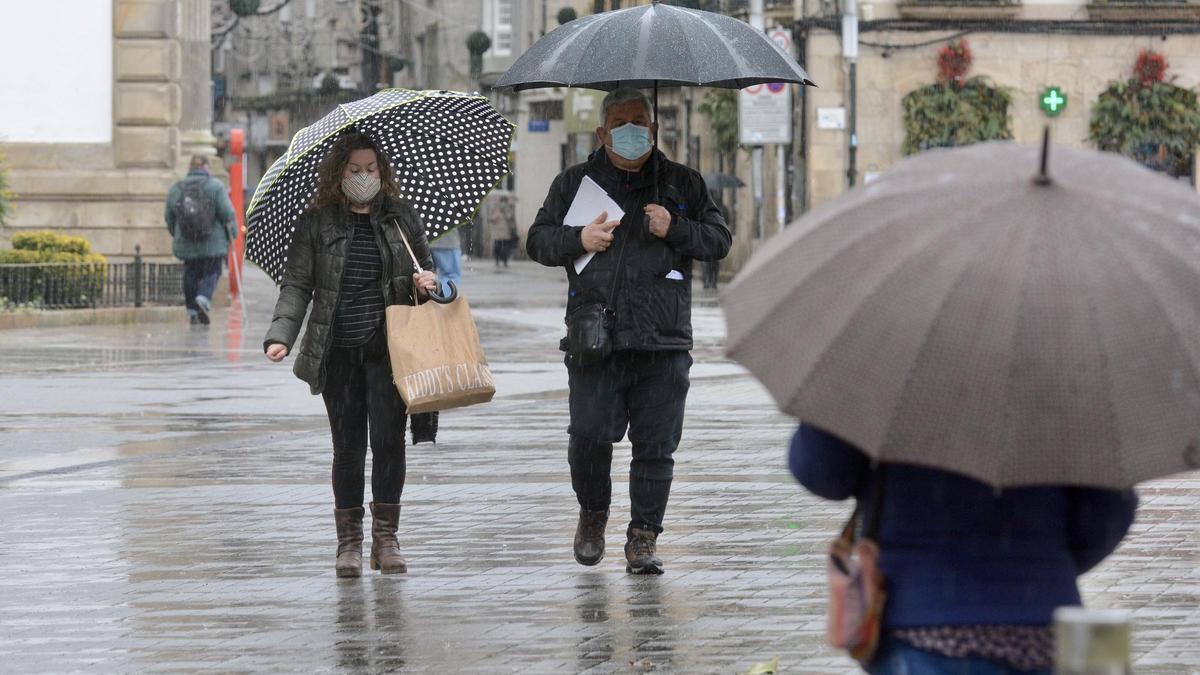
[385,295,495,414]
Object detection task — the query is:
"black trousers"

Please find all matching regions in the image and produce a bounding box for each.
[566,350,692,535]
[322,330,408,509]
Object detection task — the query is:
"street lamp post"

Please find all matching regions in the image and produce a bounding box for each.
[843,0,859,189]
[750,0,764,238]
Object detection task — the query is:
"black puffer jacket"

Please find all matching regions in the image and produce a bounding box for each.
[526,149,731,352]
[264,197,433,394]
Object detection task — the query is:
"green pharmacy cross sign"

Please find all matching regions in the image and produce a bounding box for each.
[1040,87,1067,117]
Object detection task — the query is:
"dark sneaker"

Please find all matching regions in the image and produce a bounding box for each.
[573,508,608,566]
[624,528,663,575]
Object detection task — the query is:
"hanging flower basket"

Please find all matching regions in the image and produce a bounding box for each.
[1089,50,1200,177]
[229,0,261,17]
[902,41,1012,155]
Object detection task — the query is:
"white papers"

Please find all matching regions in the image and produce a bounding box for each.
[563,176,624,274]
[665,270,684,281]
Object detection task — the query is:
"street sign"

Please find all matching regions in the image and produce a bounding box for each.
[769,27,793,57]
[817,107,846,130]
[565,89,603,134]
[1040,87,1067,117]
[528,119,550,132]
[739,82,791,145]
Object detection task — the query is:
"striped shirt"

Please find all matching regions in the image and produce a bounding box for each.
[332,212,385,348]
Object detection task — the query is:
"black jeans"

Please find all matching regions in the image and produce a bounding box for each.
[566,350,692,535]
[182,256,223,311]
[322,330,408,509]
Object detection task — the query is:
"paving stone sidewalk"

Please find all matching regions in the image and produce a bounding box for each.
[0,259,1196,673]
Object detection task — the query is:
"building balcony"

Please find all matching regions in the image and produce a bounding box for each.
[896,0,1021,21]
[1087,0,1200,20]
[721,0,795,24]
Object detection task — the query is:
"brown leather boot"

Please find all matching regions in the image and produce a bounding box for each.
[369,502,408,574]
[624,528,663,575]
[334,506,364,578]
[573,508,609,566]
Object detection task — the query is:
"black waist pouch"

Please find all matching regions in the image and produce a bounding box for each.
[565,303,614,366]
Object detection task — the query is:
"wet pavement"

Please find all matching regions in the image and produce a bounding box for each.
[1,257,1197,673]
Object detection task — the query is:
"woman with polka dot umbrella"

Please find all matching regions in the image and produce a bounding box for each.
[245,89,515,284]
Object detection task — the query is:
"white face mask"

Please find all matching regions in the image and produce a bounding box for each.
[341,173,381,205]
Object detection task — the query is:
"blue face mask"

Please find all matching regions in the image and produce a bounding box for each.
[608,122,653,161]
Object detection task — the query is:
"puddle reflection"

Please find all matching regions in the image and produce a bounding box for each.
[627,577,675,669]
[574,575,614,670]
[334,579,407,671]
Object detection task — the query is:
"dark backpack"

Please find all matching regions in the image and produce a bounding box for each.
[175,179,215,241]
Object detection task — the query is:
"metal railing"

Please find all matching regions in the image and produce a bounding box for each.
[0,246,183,310]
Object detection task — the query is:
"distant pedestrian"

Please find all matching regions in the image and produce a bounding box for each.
[489,193,519,267]
[165,155,237,325]
[428,227,462,295]
[262,132,438,577]
[790,424,1137,674]
[702,190,730,290]
[526,87,731,575]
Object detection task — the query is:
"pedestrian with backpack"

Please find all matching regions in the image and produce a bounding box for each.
[165,155,238,325]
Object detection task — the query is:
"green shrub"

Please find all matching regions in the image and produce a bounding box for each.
[0,296,43,312]
[1089,80,1200,177]
[229,0,261,17]
[0,232,108,308]
[0,249,41,264]
[11,230,94,256]
[0,150,12,228]
[902,77,1012,155]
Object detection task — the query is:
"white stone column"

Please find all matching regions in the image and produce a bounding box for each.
[178,0,220,175]
[114,0,182,170]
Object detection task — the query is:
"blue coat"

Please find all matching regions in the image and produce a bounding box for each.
[789,424,1136,627]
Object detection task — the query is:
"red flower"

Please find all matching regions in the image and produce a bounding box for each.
[937,40,972,87]
[1134,51,1168,88]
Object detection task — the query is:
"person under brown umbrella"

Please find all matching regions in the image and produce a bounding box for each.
[791,424,1135,674]
[725,136,1200,672]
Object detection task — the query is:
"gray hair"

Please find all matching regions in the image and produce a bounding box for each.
[600,87,652,127]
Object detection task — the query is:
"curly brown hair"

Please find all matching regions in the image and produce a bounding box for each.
[312,131,403,209]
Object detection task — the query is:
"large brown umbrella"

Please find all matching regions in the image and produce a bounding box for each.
[723,140,1200,489]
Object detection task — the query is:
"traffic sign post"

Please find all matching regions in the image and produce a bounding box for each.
[738,82,791,145]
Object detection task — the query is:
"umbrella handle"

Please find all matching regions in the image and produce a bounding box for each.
[392,219,458,304]
[428,280,458,304]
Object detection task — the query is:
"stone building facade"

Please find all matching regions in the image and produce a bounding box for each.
[9,1,1189,274]
[0,0,218,262]
[708,0,1200,274]
[797,0,1200,213]
[216,0,589,256]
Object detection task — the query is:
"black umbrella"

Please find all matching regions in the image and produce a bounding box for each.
[494,2,814,92]
[703,172,745,191]
[246,89,514,288]
[495,1,813,202]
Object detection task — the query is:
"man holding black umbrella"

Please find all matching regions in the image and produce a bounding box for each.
[527,88,731,574]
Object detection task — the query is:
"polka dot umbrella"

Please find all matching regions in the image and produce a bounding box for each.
[245,89,515,284]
